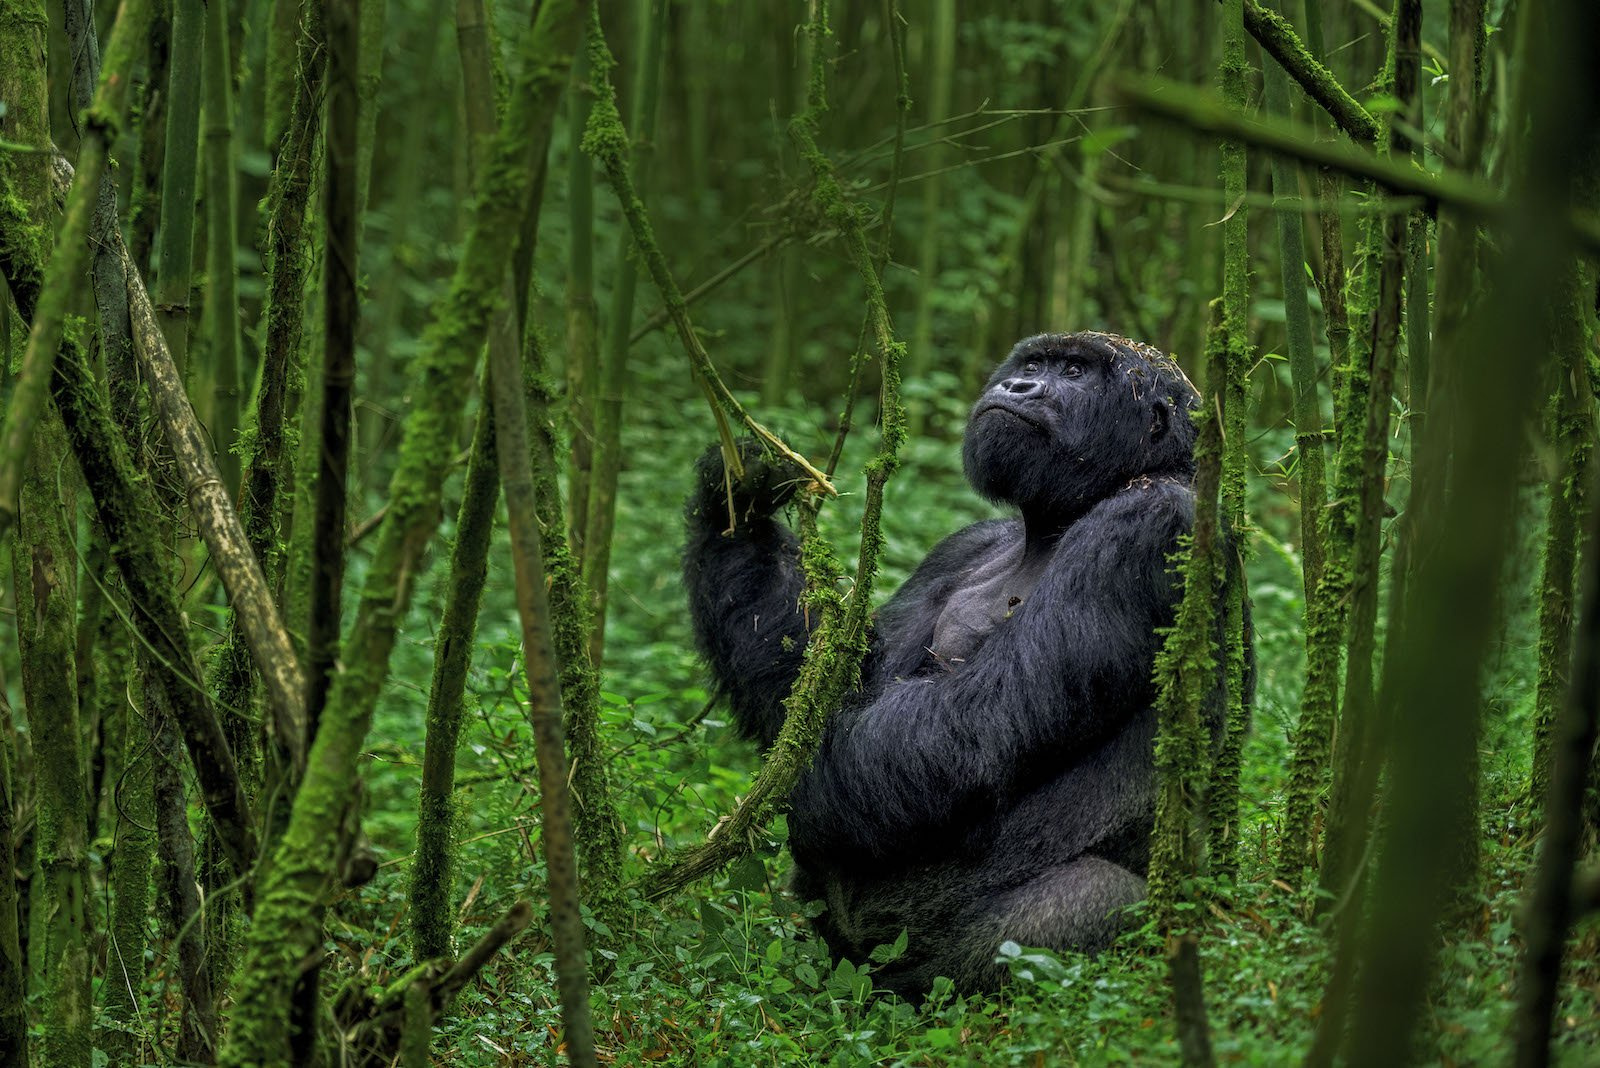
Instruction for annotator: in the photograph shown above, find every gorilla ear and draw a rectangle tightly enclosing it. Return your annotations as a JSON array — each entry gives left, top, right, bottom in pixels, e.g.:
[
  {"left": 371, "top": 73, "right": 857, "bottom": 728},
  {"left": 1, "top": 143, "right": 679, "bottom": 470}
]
[{"left": 1149, "top": 401, "right": 1170, "bottom": 443}]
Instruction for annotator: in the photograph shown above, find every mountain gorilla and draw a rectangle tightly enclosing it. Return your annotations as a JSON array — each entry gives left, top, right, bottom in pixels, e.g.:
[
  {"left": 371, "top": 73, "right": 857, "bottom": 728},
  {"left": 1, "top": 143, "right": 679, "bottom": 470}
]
[{"left": 683, "top": 331, "right": 1222, "bottom": 996}]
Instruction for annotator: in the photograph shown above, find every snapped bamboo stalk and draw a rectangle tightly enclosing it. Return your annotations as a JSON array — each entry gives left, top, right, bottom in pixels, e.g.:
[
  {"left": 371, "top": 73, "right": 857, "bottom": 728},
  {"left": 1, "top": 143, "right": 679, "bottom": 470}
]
[
  {"left": 0, "top": 0, "right": 152, "bottom": 543},
  {"left": 218, "top": 4, "right": 590, "bottom": 1060}
]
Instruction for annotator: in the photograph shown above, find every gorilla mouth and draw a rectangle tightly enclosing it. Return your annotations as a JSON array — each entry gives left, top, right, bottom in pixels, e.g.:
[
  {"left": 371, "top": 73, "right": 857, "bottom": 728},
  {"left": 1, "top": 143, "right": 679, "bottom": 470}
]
[{"left": 976, "top": 402, "right": 1045, "bottom": 431}]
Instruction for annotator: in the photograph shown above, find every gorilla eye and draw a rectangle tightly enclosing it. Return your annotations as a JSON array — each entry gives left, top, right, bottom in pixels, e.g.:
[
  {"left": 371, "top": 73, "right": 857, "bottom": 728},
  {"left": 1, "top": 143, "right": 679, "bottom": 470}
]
[
  {"left": 1022, "top": 359, "right": 1042, "bottom": 375},
  {"left": 1063, "top": 361, "right": 1086, "bottom": 378}
]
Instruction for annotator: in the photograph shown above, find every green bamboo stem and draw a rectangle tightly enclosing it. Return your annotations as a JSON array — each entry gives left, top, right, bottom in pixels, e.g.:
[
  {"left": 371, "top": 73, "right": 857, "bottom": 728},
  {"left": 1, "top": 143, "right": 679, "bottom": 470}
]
[
  {"left": 218, "top": 5, "right": 590, "bottom": 1060},
  {"left": 152, "top": 0, "right": 204, "bottom": 368},
  {"left": 1319, "top": 0, "right": 1418, "bottom": 908},
  {"left": 904, "top": 0, "right": 955, "bottom": 434},
  {"left": 1205, "top": 0, "right": 1253, "bottom": 883},
  {"left": 0, "top": 743, "right": 23, "bottom": 1065},
  {"left": 203, "top": 0, "right": 243, "bottom": 497},
  {"left": 482, "top": 186, "right": 600, "bottom": 1068},
  {"left": 1530, "top": 263, "right": 1597, "bottom": 808},
  {"left": 1267, "top": 12, "right": 1334, "bottom": 880}
]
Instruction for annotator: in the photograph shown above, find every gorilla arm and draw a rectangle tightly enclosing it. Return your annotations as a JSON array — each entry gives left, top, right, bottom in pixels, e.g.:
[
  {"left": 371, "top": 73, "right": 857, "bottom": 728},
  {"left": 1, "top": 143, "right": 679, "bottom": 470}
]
[
  {"left": 683, "top": 444, "right": 814, "bottom": 748},
  {"left": 787, "top": 478, "right": 1193, "bottom": 863}
]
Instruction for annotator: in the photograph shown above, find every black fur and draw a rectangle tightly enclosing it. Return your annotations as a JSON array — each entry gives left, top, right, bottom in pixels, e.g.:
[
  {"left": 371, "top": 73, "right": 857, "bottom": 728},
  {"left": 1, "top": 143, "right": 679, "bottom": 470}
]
[{"left": 683, "top": 332, "right": 1223, "bottom": 997}]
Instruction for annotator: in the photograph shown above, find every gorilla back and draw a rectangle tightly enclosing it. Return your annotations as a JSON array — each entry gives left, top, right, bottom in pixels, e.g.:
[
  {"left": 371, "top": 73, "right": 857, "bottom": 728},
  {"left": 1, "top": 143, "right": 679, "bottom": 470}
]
[{"left": 683, "top": 332, "right": 1223, "bottom": 997}]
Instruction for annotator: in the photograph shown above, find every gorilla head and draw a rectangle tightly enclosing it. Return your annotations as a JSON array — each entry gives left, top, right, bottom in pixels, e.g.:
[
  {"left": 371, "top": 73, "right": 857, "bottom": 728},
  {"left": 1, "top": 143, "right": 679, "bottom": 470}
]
[{"left": 962, "top": 331, "right": 1199, "bottom": 524}]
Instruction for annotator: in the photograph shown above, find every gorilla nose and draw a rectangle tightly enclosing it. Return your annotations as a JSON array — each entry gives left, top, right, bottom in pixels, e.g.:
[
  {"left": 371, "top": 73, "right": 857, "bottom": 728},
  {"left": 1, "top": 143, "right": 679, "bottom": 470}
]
[{"left": 998, "top": 377, "right": 1045, "bottom": 397}]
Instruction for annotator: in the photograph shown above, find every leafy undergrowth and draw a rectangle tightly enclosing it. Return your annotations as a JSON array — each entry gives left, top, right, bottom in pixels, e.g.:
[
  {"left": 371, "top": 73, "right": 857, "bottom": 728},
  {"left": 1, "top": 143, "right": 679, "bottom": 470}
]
[
  {"left": 348, "top": 694, "right": 1600, "bottom": 1068},
  {"left": 339, "top": 380, "right": 1598, "bottom": 1065}
]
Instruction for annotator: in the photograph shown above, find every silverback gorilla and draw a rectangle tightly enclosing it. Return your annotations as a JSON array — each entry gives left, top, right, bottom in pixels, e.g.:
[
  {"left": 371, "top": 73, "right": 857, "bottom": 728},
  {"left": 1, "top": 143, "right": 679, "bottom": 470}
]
[{"left": 683, "top": 331, "right": 1221, "bottom": 997}]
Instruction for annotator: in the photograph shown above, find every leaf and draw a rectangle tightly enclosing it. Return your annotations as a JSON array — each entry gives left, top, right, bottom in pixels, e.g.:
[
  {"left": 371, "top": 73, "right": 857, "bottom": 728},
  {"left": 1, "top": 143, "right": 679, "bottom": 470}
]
[{"left": 869, "top": 928, "right": 909, "bottom": 964}]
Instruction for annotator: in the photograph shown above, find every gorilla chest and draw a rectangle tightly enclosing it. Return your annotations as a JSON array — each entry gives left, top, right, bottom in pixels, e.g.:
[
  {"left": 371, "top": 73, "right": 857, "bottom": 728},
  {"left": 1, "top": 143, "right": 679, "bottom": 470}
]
[{"left": 929, "top": 544, "right": 1051, "bottom": 665}]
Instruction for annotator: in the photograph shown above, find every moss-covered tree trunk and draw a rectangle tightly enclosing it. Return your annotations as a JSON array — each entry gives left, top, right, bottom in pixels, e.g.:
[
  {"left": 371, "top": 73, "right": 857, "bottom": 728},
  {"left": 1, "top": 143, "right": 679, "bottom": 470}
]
[
  {"left": 409, "top": 0, "right": 520, "bottom": 964},
  {"left": 564, "top": 39, "right": 600, "bottom": 558},
  {"left": 0, "top": 742, "right": 23, "bottom": 1064},
  {"left": 410, "top": 383, "right": 498, "bottom": 961},
  {"left": 1204, "top": 0, "right": 1251, "bottom": 882},
  {"left": 1318, "top": 0, "right": 1419, "bottom": 909},
  {"left": 1530, "top": 256, "right": 1597, "bottom": 810},
  {"left": 1, "top": 7, "right": 90, "bottom": 1060},
  {"left": 218, "top": 5, "right": 591, "bottom": 1060}
]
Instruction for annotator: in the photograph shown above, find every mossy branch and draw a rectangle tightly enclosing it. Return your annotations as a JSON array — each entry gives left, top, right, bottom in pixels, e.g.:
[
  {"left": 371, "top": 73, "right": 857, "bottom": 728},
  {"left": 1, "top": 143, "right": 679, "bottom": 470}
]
[{"left": 1244, "top": 0, "right": 1379, "bottom": 144}]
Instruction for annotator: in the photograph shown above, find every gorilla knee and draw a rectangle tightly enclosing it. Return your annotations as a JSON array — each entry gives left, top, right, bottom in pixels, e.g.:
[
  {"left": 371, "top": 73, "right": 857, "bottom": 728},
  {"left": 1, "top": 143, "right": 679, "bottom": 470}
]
[{"left": 991, "top": 857, "right": 1145, "bottom": 956}]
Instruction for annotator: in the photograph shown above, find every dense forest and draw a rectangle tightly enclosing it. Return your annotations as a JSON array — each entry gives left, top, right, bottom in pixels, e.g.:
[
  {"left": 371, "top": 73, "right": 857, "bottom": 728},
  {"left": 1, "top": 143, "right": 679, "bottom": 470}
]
[{"left": 0, "top": 0, "right": 1597, "bottom": 1063}]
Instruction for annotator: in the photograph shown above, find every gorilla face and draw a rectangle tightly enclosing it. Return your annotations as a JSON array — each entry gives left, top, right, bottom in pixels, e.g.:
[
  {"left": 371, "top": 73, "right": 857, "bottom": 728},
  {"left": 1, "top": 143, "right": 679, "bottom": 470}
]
[{"left": 962, "top": 332, "right": 1199, "bottom": 524}]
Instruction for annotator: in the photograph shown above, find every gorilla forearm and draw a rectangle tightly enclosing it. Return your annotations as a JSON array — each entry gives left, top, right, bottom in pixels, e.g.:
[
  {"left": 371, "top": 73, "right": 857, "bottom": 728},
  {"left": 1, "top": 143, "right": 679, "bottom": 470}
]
[
  {"left": 683, "top": 455, "right": 811, "bottom": 748},
  {"left": 790, "top": 480, "right": 1191, "bottom": 860}
]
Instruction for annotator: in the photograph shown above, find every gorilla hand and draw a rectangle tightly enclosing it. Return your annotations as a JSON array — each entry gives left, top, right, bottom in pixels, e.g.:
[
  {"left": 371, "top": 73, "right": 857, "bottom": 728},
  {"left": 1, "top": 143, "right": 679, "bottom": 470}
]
[{"left": 692, "top": 439, "right": 805, "bottom": 528}]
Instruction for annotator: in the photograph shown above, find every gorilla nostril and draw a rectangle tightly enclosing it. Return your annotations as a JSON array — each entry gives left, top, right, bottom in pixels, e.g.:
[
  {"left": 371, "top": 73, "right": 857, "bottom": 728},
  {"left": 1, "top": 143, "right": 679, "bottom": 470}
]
[{"left": 1000, "top": 378, "right": 1041, "bottom": 395}]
